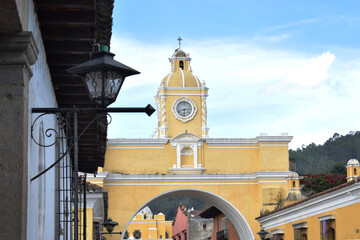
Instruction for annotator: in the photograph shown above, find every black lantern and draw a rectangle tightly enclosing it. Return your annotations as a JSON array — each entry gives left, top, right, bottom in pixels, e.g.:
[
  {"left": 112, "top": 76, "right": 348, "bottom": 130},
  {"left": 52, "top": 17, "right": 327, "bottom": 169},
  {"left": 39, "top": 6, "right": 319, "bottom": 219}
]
[
  {"left": 67, "top": 46, "right": 140, "bottom": 107},
  {"left": 102, "top": 218, "right": 119, "bottom": 234},
  {"left": 257, "top": 227, "right": 269, "bottom": 240}
]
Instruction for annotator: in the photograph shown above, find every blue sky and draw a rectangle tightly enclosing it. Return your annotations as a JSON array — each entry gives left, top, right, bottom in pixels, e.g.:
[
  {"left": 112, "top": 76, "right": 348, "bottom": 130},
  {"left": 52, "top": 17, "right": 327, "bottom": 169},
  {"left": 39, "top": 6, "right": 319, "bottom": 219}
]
[{"left": 108, "top": 0, "right": 360, "bottom": 149}]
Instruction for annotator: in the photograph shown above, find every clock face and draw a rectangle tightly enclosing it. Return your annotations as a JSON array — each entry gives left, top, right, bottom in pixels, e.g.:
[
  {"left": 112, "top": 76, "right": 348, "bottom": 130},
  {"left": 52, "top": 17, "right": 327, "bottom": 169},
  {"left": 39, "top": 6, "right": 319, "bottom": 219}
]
[
  {"left": 172, "top": 97, "right": 197, "bottom": 122},
  {"left": 176, "top": 101, "right": 192, "bottom": 117}
]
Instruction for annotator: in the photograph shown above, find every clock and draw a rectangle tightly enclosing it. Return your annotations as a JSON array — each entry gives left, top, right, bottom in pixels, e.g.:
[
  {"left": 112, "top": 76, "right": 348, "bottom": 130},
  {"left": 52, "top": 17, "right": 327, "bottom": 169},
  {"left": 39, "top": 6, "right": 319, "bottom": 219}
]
[
  {"left": 176, "top": 101, "right": 192, "bottom": 117},
  {"left": 172, "top": 97, "right": 197, "bottom": 122}
]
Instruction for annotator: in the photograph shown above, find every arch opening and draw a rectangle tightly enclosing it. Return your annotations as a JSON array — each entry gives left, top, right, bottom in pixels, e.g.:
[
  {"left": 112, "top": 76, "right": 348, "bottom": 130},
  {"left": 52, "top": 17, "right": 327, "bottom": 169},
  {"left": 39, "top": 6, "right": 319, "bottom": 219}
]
[{"left": 122, "top": 188, "right": 254, "bottom": 240}]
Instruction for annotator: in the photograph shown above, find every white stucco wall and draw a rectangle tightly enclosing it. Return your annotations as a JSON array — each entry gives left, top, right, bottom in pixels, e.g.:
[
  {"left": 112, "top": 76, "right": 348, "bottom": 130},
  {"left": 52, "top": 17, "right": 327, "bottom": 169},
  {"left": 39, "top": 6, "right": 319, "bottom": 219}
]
[{"left": 26, "top": 1, "right": 59, "bottom": 239}]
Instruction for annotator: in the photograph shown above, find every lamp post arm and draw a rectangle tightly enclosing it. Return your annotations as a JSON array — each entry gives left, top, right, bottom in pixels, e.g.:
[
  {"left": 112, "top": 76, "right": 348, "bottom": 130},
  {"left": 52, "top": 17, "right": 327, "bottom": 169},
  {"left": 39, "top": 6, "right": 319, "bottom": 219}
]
[
  {"left": 101, "top": 232, "right": 122, "bottom": 235},
  {"left": 30, "top": 104, "right": 155, "bottom": 182},
  {"left": 32, "top": 104, "right": 156, "bottom": 116}
]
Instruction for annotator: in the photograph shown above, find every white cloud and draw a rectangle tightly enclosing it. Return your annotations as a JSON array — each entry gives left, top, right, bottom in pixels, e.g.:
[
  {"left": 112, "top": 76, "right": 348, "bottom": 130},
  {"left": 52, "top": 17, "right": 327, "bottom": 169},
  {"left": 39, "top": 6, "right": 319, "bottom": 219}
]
[
  {"left": 108, "top": 37, "right": 360, "bottom": 150},
  {"left": 284, "top": 52, "right": 335, "bottom": 87},
  {"left": 265, "top": 17, "right": 322, "bottom": 31}
]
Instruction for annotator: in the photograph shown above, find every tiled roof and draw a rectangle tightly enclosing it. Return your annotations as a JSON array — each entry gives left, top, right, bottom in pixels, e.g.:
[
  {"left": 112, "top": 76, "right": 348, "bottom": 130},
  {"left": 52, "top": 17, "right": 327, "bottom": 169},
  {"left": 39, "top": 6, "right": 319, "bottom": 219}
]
[{"left": 78, "top": 181, "right": 107, "bottom": 193}]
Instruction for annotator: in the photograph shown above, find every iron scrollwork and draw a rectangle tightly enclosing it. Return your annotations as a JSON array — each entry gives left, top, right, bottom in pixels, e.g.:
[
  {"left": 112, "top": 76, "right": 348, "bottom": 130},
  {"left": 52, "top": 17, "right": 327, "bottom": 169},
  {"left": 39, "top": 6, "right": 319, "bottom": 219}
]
[{"left": 31, "top": 112, "right": 73, "bottom": 147}]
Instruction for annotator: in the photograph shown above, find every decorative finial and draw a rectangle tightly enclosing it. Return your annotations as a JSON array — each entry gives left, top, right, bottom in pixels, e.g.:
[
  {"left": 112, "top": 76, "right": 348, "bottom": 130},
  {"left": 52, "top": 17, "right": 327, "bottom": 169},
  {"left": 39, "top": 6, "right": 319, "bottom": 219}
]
[{"left": 177, "top": 36, "right": 182, "bottom": 48}]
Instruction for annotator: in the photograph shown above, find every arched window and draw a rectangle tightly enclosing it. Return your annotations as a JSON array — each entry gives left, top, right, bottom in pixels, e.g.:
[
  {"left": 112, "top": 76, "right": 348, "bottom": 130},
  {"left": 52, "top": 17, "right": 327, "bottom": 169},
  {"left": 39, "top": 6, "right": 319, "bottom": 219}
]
[
  {"left": 293, "top": 181, "right": 296, "bottom": 188},
  {"left": 301, "top": 233, "right": 307, "bottom": 240},
  {"left": 179, "top": 61, "right": 184, "bottom": 69},
  {"left": 181, "top": 147, "right": 194, "bottom": 168},
  {"left": 354, "top": 168, "right": 357, "bottom": 175}
]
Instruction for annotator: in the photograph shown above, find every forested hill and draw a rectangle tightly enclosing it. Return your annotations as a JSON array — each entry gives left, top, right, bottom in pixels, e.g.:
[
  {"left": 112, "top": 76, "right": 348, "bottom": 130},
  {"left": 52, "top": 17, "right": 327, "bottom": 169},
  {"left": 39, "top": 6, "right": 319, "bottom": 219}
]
[{"left": 290, "top": 131, "right": 360, "bottom": 174}]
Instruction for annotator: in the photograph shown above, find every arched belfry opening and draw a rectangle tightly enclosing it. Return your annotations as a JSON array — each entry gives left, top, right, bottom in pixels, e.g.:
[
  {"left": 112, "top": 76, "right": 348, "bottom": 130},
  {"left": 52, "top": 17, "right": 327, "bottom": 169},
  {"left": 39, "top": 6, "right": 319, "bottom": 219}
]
[
  {"left": 123, "top": 189, "right": 254, "bottom": 240},
  {"left": 179, "top": 60, "right": 184, "bottom": 70}
]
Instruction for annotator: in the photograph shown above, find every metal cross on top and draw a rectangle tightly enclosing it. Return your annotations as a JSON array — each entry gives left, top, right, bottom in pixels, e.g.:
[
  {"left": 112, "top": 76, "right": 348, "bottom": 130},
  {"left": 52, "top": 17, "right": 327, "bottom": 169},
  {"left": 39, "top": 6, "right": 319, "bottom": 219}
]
[{"left": 177, "top": 36, "right": 182, "bottom": 48}]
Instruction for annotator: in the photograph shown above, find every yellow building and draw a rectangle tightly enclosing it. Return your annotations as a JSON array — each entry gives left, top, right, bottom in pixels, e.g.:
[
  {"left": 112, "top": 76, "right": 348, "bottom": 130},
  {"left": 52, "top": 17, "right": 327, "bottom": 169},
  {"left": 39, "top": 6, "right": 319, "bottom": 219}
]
[
  {"left": 256, "top": 159, "right": 360, "bottom": 240},
  {"left": 122, "top": 206, "right": 172, "bottom": 239},
  {"left": 89, "top": 42, "right": 296, "bottom": 239}
]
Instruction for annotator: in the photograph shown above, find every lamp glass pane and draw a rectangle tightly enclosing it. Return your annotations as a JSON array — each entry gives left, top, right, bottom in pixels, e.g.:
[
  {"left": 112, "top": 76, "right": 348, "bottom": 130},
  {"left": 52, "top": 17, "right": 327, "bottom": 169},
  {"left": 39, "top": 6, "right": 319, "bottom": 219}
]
[
  {"left": 104, "top": 71, "right": 124, "bottom": 101},
  {"left": 85, "top": 71, "right": 103, "bottom": 100}
]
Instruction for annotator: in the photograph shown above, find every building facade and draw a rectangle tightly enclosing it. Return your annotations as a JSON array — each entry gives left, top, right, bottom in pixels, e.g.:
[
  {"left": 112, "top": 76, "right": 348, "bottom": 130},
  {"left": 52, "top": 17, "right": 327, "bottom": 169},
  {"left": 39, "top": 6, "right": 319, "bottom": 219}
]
[
  {"left": 89, "top": 45, "right": 296, "bottom": 239},
  {"left": 172, "top": 204, "right": 213, "bottom": 240},
  {"left": 256, "top": 159, "right": 360, "bottom": 240},
  {"left": 200, "top": 206, "right": 240, "bottom": 240},
  {"left": 122, "top": 206, "right": 172, "bottom": 240}
]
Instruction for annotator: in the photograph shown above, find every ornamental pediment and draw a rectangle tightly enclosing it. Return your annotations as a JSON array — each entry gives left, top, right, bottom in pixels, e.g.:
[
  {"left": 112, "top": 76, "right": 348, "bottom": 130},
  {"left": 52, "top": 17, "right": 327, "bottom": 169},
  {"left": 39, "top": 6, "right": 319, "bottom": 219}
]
[{"left": 170, "top": 132, "right": 202, "bottom": 147}]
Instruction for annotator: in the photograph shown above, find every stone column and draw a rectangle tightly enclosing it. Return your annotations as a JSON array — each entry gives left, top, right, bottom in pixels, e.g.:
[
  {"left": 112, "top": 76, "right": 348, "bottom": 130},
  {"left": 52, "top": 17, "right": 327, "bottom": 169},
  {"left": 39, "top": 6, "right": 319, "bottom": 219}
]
[{"left": 0, "top": 31, "right": 39, "bottom": 240}]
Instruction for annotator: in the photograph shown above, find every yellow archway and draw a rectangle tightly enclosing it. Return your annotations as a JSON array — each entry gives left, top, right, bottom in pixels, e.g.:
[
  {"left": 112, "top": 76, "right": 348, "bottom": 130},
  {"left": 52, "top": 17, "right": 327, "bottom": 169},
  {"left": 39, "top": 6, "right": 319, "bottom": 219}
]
[{"left": 123, "top": 188, "right": 254, "bottom": 240}]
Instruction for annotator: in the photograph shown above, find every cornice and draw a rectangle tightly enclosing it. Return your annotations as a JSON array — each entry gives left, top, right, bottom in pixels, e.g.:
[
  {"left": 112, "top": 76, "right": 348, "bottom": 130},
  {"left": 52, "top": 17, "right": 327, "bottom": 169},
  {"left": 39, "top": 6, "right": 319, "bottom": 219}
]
[
  {"left": 104, "top": 171, "right": 291, "bottom": 182},
  {"left": 206, "top": 136, "right": 293, "bottom": 145},
  {"left": 0, "top": 31, "right": 39, "bottom": 76},
  {"left": 107, "top": 138, "right": 169, "bottom": 146},
  {"left": 86, "top": 171, "right": 109, "bottom": 181}
]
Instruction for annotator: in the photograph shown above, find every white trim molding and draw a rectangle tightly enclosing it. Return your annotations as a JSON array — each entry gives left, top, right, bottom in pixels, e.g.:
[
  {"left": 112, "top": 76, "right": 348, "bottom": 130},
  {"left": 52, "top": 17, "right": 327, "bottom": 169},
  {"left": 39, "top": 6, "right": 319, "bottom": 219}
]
[
  {"left": 271, "top": 228, "right": 284, "bottom": 234},
  {"left": 206, "top": 136, "right": 293, "bottom": 145},
  {"left": 107, "top": 138, "right": 169, "bottom": 146},
  {"left": 104, "top": 171, "right": 291, "bottom": 183},
  {"left": 292, "top": 222, "right": 308, "bottom": 229},
  {"left": 318, "top": 215, "right": 335, "bottom": 221}
]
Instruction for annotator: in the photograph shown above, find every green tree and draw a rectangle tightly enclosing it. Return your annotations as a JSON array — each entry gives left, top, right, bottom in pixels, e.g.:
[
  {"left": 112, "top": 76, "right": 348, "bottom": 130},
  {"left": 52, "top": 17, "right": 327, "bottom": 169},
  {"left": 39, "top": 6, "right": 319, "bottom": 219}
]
[
  {"left": 289, "top": 131, "right": 360, "bottom": 174},
  {"left": 329, "top": 162, "right": 346, "bottom": 174}
]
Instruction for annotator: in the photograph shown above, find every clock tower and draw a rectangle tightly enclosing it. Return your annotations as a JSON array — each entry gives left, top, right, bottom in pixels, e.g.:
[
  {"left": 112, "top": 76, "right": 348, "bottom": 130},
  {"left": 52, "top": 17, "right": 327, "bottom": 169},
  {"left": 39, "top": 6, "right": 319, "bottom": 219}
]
[{"left": 155, "top": 41, "right": 209, "bottom": 139}]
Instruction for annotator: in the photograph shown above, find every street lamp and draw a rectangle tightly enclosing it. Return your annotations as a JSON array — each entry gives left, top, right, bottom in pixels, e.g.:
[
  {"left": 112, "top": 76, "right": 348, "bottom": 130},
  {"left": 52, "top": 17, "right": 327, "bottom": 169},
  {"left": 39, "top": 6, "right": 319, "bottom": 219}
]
[
  {"left": 67, "top": 45, "right": 139, "bottom": 107},
  {"left": 30, "top": 45, "right": 155, "bottom": 240},
  {"left": 257, "top": 227, "right": 269, "bottom": 240},
  {"left": 101, "top": 218, "right": 122, "bottom": 235}
]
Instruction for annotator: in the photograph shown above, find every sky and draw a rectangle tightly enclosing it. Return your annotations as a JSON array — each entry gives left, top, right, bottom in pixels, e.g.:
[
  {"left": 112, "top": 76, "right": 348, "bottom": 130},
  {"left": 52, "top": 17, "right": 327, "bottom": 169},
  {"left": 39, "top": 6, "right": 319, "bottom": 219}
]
[{"left": 107, "top": 0, "right": 360, "bottom": 149}]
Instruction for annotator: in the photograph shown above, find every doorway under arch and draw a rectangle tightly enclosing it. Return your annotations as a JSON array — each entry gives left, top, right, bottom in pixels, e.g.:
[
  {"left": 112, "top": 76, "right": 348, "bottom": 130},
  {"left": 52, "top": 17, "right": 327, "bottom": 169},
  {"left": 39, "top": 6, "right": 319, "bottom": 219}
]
[{"left": 122, "top": 188, "right": 254, "bottom": 240}]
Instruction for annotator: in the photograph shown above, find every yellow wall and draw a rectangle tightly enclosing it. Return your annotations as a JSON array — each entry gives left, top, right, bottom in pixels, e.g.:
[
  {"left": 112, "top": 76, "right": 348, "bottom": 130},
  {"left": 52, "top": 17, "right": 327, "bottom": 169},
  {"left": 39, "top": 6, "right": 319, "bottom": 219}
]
[
  {"left": 104, "top": 142, "right": 290, "bottom": 174},
  {"left": 74, "top": 208, "right": 94, "bottom": 240},
  {"left": 264, "top": 202, "right": 360, "bottom": 240}
]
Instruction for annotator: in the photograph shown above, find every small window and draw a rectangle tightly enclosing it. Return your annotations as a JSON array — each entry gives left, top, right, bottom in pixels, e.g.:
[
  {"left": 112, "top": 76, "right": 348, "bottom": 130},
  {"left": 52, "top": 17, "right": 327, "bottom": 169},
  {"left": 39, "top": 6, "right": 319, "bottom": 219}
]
[
  {"left": 354, "top": 168, "right": 357, "bottom": 175},
  {"left": 134, "top": 230, "right": 141, "bottom": 239},
  {"left": 160, "top": 235, "right": 162, "bottom": 239},
  {"left": 179, "top": 61, "right": 184, "bottom": 69},
  {"left": 293, "top": 222, "right": 307, "bottom": 240},
  {"left": 124, "top": 231, "right": 129, "bottom": 239},
  {"left": 144, "top": 214, "right": 147, "bottom": 220},
  {"left": 319, "top": 215, "right": 335, "bottom": 240},
  {"left": 203, "top": 222, "right": 207, "bottom": 230},
  {"left": 293, "top": 181, "right": 296, "bottom": 188},
  {"left": 165, "top": 231, "right": 169, "bottom": 238}
]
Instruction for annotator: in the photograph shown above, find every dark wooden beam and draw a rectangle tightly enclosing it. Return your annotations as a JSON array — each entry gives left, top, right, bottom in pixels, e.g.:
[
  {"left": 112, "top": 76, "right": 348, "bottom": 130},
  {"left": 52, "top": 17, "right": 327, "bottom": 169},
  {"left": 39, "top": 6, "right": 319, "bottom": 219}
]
[
  {"left": 35, "top": 0, "right": 94, "bottom": 10},
  {"left": 37, "top": 9, "right": 95, "bottom": 25}
]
